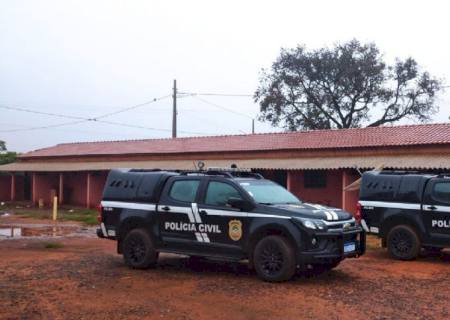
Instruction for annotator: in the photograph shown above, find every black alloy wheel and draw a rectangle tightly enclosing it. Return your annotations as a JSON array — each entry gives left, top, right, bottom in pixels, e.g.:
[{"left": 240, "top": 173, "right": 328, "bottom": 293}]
[
  {"left": 127, "top": 236, "right": 146, "bottom": 264},
  {"left": 387, "top": 225, "right": 420, "bottom": 260},
  {"left": 260, "top": 242, "right": 284, "bottom": 275},
  {"left": 123, "top": 229, "right": 158, "bottom": 269},
  {"left": 253, "top": 235, "right": 296, "bottom": 282}
]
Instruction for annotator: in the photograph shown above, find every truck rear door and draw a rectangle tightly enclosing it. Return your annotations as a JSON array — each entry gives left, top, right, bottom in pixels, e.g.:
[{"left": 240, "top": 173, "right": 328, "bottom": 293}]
[{"left": 422, "top": 178, "right": 450, "bottom": 246}]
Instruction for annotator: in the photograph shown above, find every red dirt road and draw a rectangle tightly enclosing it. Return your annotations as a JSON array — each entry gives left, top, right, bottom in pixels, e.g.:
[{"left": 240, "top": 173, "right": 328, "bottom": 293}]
[{"left": 0, "top": 222, "right": 449, "bottom": 320}]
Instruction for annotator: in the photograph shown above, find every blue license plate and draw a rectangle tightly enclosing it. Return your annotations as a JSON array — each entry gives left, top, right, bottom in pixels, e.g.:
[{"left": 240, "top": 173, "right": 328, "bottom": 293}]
[{"left": 344, "top": 242, "right": 356, "bottom": 253}]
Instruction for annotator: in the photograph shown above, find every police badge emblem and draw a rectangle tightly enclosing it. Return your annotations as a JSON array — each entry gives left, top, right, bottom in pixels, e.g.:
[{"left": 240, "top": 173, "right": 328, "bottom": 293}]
[{"left": 228, "top": 220, "right": 242, "bottom": 241}]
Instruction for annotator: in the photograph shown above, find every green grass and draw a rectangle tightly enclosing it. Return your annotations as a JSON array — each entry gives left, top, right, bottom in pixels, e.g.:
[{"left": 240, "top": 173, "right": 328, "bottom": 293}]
[
  {"left": 60, "top": 210, "right": 98, "bottom": 225},
  {"left": 44, "top": 242, "right": 64, "bottom": 249},
  {"left": 14, "top": 207, "right": 98, "bottom": 225}
]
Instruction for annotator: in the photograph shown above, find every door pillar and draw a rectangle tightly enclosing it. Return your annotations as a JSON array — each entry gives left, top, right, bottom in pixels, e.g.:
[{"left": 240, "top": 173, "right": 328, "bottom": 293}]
[
  {"left": 10, "top": 174, "right": 16, "bottom": 201},
  {"left": 59, "top": 173, "right": 64, "bottom": 205},
  {"left": 287, "top": 171, "right": 293, "bottom": 191},
  {"left": 86, "top": 172, "right": 92, "bottom": 209},
  {"left": 342, "top": 170, "right": 349, "bottom": 211},
  {"left": 32, "top": 173, "right": 36, "bottom": 204}
]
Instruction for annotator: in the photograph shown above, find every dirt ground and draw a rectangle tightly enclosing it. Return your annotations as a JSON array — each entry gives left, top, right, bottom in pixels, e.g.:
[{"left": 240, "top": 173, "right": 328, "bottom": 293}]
[{"left": 0, "top": 216, "right": 449, "bottom": 320}]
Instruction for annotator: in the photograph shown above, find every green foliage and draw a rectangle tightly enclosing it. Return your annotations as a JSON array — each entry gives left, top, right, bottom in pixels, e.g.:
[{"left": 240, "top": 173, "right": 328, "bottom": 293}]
[
  {"left": 16, "top": 208, "right": 98, "bottom": 225},
  {"left": 60, "top": 210, "right": 98, "bottom": 225},
  {"left": 255, "top": 39, "right": 443, "bottom": 130},
  {"left": 0, "top": 141, "right": 16, "bottom": 165},
  {"left": 44, "top": 242, "right": 64, "bottom": 249},
  {"left": 0, "top": 152, "right": 17, "bottom": 165}
]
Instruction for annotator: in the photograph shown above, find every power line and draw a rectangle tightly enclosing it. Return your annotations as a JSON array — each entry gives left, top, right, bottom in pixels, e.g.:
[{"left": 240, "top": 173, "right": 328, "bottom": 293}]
[
  {"left": 94, "top": 94, "right": 171, "bottom": 119},
  {"left": 178, "top": 91, "right": 253, "bottom": 97},
  {"left": 0, "top": 102, "right": 213, "bottom": 135},
  {"left": 0, "top": 87, "right": 259, "bottom": 135},
  {"left": 0, "top": 105, "right": 86, "bottom": 121},
  {"left": 192, "top": 95, "right": 254, "bottom": 119},
  {"left": 0, "top": 120, "right": 87, "bottom": 133},
  {"left": 0, "top": 93, "right": 171, "bottom": 123},
  {"left": 93, "top": 119, "right": 211, "bottom": 135}
]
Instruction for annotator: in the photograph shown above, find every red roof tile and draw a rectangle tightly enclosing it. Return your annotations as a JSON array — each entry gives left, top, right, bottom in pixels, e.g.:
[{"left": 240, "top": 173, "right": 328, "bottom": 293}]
[{"left": 20, "top": 123, "right": 450, "bottom": 158}]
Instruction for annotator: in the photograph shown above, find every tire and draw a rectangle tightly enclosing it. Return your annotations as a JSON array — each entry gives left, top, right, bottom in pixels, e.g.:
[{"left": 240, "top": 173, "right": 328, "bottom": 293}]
[
  {"left": 123, "top": 229, "right": 158, "bottom": 269},
  {"left": 253, "top": 235, "right": 296, "bottom": 282},
  {"left": 386, "top": 225, "right": 420, "bottom": 260}
]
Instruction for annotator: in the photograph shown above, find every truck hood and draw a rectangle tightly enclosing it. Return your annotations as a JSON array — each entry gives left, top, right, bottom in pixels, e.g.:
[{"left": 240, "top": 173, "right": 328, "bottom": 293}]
[{"left": 269, "top": 202, "right": 353, "bottom": 221}]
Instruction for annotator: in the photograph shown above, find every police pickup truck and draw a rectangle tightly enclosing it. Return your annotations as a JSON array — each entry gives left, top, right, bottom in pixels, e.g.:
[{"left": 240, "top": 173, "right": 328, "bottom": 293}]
[
  {"left": 358, "top": 171, "right": 450, "bottom": 260},
  {"left": 97, "top": 168, "right": 365, "bottom": 282}
]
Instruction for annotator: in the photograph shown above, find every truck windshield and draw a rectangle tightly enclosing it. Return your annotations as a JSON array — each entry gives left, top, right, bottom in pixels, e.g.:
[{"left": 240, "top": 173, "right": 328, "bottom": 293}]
[{"left": 239, "top": 180, "right": 301, "bottom": 205}]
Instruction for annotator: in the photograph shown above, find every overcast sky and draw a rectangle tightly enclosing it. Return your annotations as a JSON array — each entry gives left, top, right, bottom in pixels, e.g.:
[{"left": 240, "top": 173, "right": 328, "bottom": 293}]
[{"left": 1, "top": 0, "right": 449, "bottom": 152}]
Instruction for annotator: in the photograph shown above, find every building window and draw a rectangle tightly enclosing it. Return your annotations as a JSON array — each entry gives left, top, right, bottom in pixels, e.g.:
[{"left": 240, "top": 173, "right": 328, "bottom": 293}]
[{"left": 304, "top": 170, "right": 327, "bottom": 189}]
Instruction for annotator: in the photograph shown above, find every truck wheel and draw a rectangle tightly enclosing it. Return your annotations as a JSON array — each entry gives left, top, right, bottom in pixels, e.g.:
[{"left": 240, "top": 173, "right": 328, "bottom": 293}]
[
  {"left": 253, "top": 235, "right": 296, "bottom": 282},
  {"left": 387, "top": 225, "right": 420, "bottom": 260},
  {"left": 123, "top": 229, "right": 158, "bottom": 269}
]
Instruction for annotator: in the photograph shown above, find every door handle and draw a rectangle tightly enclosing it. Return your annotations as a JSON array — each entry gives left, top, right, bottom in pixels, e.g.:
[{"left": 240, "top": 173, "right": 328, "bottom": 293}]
[
  {"left": 426, "top": 205, "right": 437, "bottom": 211},
  {"left": 161, "top": 206, "right": 171, "bottom": 211}
]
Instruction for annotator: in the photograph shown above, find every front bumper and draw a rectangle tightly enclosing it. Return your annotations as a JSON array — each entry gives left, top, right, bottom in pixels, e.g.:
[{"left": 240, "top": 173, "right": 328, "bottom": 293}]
[{"left": 297, "top": 227, "right": 366, "bottom": 265}]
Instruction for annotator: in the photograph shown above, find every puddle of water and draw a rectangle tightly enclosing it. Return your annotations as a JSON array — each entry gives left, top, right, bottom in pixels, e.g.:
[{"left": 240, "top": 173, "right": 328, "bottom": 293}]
[
  {"left": 0, "top": 225, "right": 80, "bottom": 239},
  {"left": 0, "top": 227, "right": 22, "bottom": 237}
]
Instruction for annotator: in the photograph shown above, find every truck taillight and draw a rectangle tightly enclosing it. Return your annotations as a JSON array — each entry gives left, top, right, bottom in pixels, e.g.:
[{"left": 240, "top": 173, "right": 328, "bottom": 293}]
[
  {"left": 97, "top": 204, "right": 102, "bottom": 223},
  {"left": 355, "top": 202, "right": 362, "bottom": 224}
]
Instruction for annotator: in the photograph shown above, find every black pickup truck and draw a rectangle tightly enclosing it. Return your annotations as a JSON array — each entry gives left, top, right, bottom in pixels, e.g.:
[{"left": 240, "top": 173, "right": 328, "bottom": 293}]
[
  {"left": 97, "top": 168, "right": 365, "bottom": 282},
  {"left": 359, "top": 171, "right": 450, "bottom": 260}
]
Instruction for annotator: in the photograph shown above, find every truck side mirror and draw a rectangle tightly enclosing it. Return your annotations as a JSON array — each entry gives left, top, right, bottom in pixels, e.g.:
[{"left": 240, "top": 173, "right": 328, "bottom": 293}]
[{"left": 227, "top": 197, "right": 253, "bottom": 211}]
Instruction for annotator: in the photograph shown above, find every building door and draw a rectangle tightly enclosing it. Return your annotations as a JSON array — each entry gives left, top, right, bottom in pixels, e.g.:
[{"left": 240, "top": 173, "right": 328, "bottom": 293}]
[
  {"left": 273, "top": 170, "right": 287, "bottom": 188},
  {"left": 23, "top": 173, "right": 31, "bottom": 201}
]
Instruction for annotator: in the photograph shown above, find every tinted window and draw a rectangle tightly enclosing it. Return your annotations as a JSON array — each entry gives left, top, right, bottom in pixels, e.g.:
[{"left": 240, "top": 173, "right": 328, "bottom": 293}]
[
  {"left": 205, "top": 181, "right": 242, "bottom": 206},
  {"left": 432, "top": 182, "right": 450, "bottom": 203},
  {"left": 169, "top": 180, "right": 200, "bottom": 203}
]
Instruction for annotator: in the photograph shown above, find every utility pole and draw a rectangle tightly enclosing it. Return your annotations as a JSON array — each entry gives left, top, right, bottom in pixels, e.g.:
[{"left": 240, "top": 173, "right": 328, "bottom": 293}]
[
  {"left": 252, "top": 119, "right": 255, "bottom": 134},
  {"left": 172, "top": 79, "right": 177, "bottom": 138}
]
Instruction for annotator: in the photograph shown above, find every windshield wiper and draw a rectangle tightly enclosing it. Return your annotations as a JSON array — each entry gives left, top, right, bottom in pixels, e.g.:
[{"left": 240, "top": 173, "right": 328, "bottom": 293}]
[{"left": 259, "top": 202, "right": 274, "bottom": 205}]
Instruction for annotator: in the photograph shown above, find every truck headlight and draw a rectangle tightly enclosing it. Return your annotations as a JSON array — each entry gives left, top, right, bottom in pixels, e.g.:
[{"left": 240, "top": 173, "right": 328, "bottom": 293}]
[
  {"left": 292, "top": 217, "right": 327, "bottom": 230},
  {"left": 303, "top": 220, "right": 316, "bottom": 229}
]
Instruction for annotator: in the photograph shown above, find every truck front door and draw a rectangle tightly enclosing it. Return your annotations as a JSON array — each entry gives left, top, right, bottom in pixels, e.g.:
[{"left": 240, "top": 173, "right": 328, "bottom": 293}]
[
  {"left": 196, "top": 178, "right": 251, "bottom": 257},
  {"left": 157, "top": 176, "right": 203, "bottom": 250},
  {"left": 422, "top": 178, "right": 450, "bottom": 246}
]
